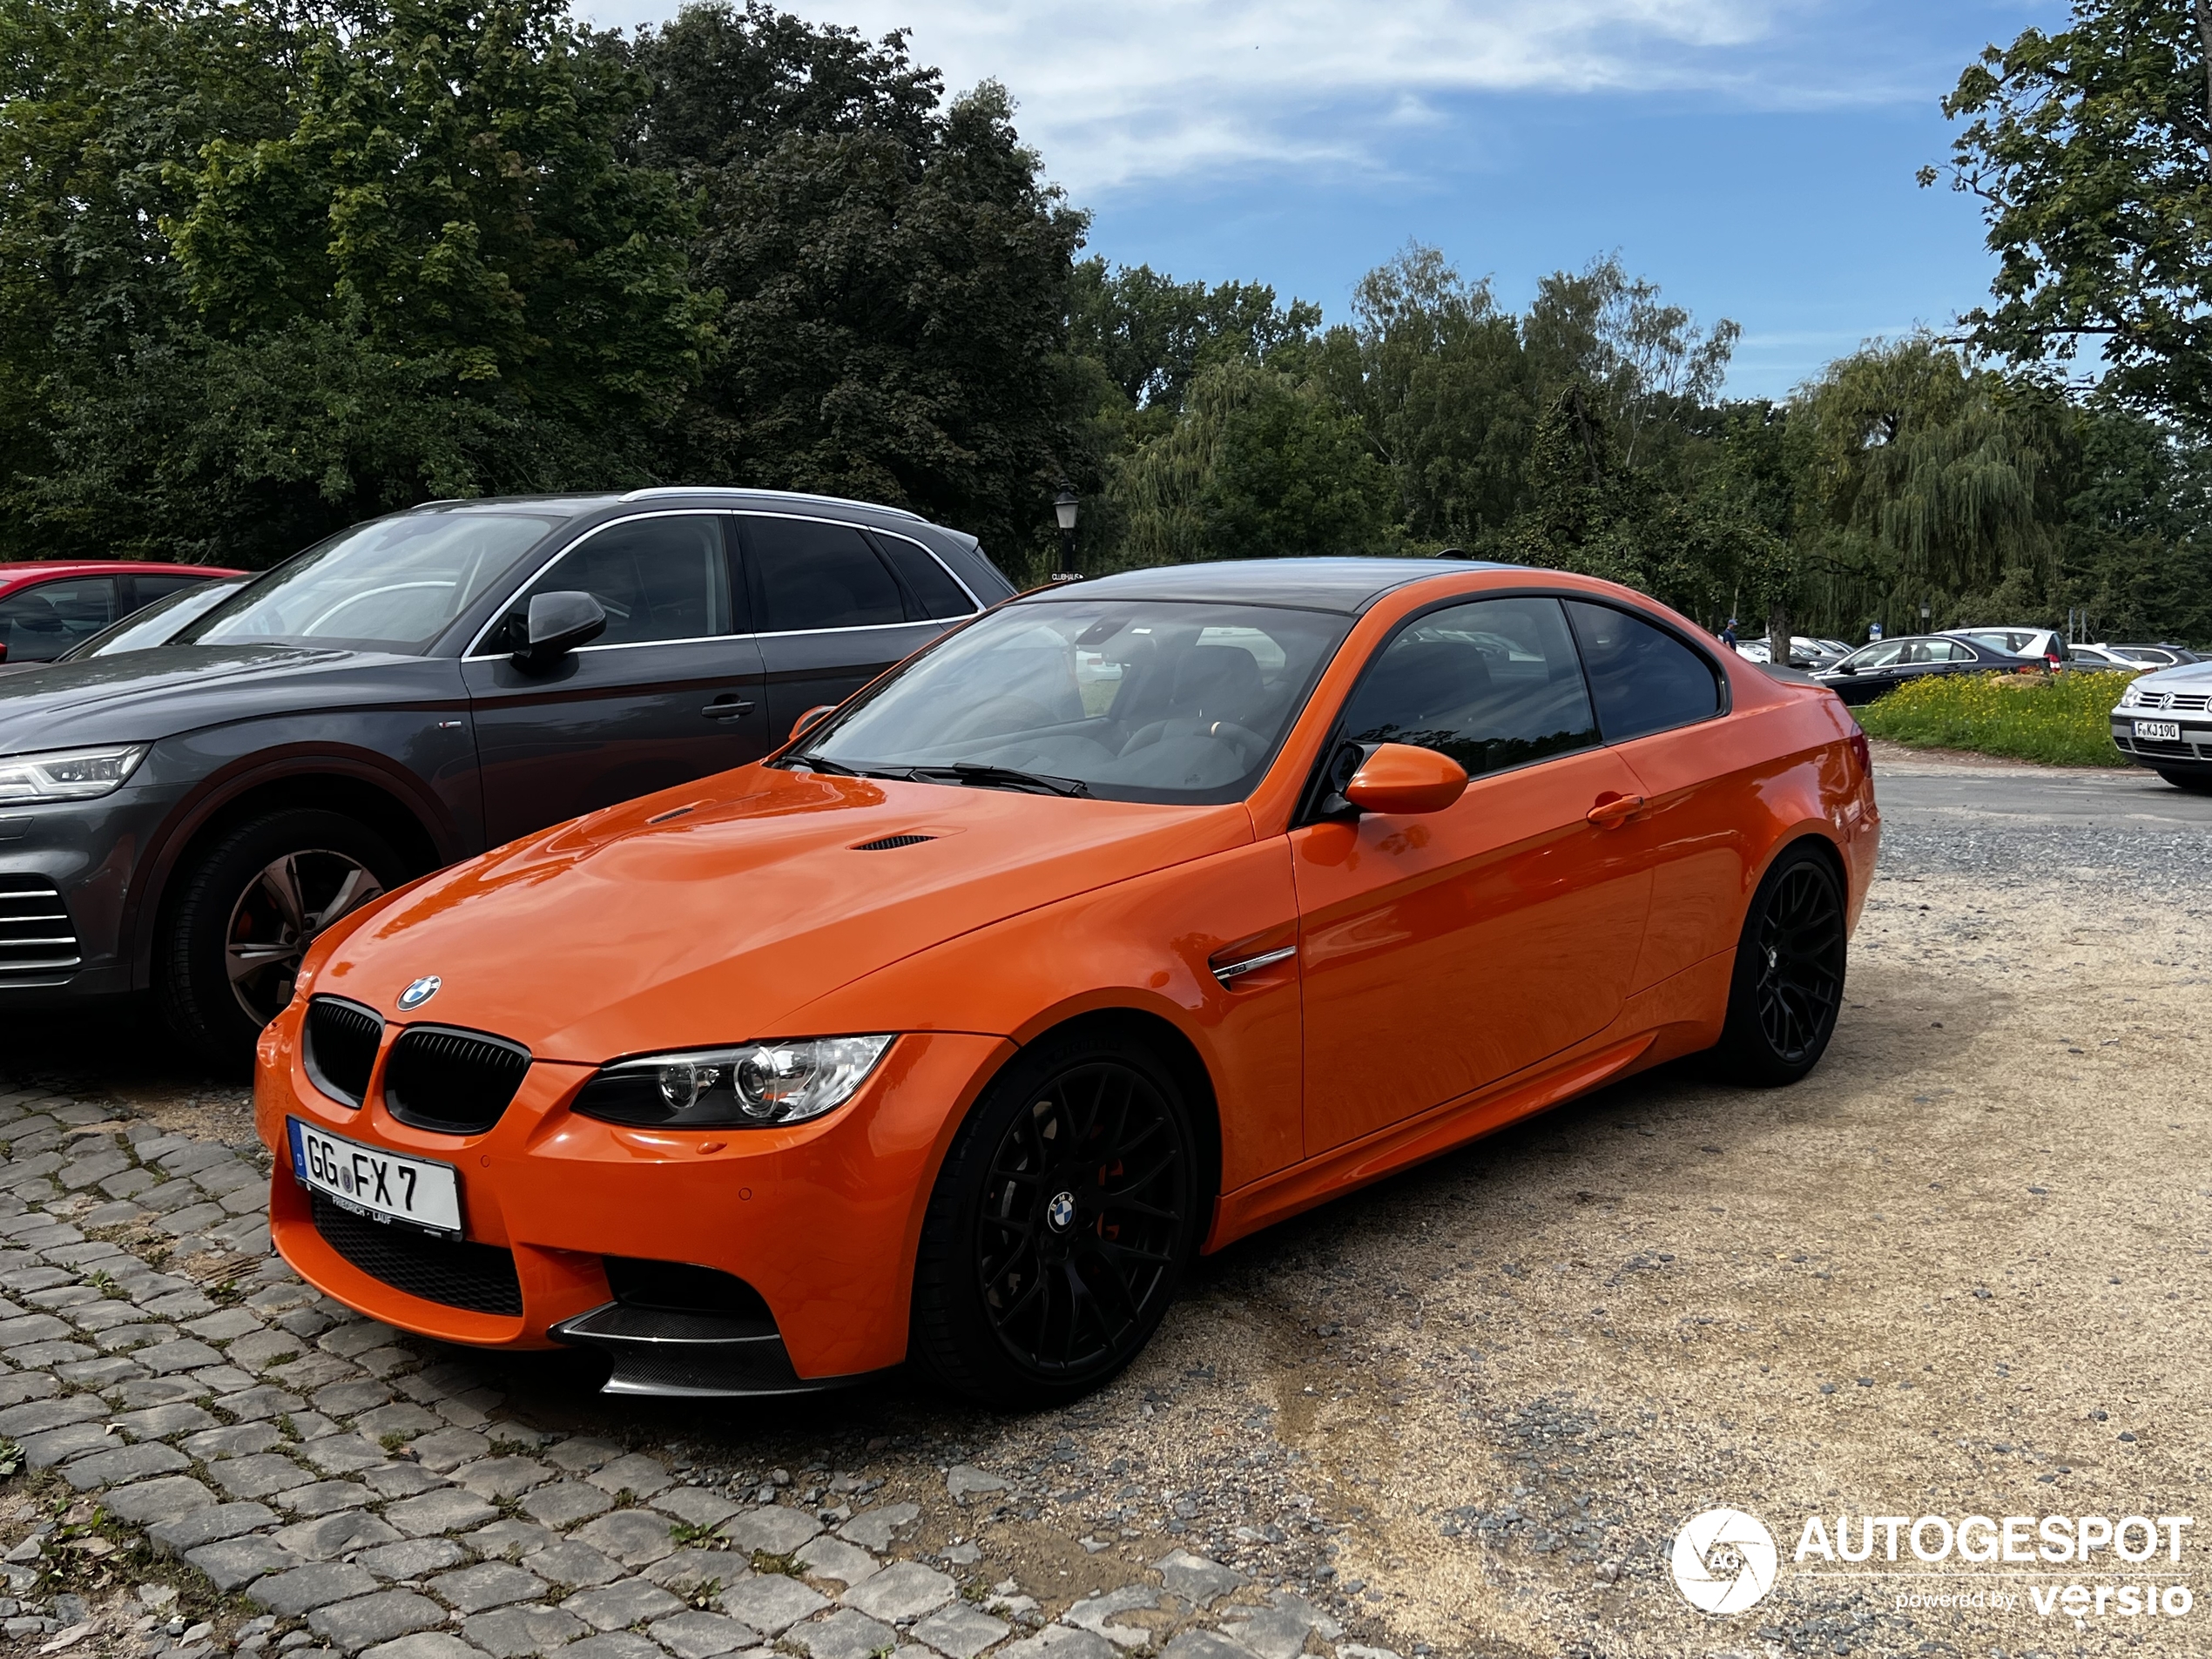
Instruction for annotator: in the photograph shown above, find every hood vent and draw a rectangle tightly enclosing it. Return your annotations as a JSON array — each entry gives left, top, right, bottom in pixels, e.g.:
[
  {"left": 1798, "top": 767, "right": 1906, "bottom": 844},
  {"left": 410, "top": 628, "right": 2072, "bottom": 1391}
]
[{"left": 853, "top": 833, "right": 935, "bottom": 851}]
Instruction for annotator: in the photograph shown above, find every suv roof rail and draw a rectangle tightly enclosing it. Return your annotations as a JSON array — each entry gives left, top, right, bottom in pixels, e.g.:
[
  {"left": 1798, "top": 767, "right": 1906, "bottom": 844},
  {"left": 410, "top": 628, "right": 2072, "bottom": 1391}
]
[{"left": 617, "top": 485, "right": 927, "bottom": 523}]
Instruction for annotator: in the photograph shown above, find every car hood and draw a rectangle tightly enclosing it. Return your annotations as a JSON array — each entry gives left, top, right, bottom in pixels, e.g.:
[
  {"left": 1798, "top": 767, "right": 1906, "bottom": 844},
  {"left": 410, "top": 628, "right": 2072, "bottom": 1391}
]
[
  {"left": 311, "top": 765, "right": 1256, "bottom": 1062},
  {"left": 2131, "top": 660, "right": 2212, "bottom": 689},
  {"left": 0, "top": 644, "right": 408, "bottom": 752}
]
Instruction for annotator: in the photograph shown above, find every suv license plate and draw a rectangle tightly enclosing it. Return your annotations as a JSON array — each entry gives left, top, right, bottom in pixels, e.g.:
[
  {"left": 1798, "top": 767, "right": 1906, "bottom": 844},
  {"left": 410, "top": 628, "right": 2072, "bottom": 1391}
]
[
  {"left": 287, "top": 1118, "right": 462, "bottom": 1237},
  {"left": 2135, "top": 720, "right": 2182, "bottom": 742}
]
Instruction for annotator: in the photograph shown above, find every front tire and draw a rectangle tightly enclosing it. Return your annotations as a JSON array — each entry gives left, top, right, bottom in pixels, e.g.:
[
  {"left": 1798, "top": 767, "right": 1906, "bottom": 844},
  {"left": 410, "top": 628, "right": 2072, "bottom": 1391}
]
[
  {"left": 1710, "top": 843, "right": 1847, "bottom": 1086},
  {"left": 2154, "top": 769, "right": 2212, "bottom": 795},
  {"left": 158, "top": 808, "right": 406, "bottom": 1068},
  {"left": 910, "top": 1028, "right": 1200, "bottom": 1408}
]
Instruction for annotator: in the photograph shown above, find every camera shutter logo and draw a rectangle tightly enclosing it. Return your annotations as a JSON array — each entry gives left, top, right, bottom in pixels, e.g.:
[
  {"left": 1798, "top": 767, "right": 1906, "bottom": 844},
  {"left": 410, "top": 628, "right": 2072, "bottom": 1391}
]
[{"left": 1670, "top": 1507, "right": 1779, "bottom": 1615}]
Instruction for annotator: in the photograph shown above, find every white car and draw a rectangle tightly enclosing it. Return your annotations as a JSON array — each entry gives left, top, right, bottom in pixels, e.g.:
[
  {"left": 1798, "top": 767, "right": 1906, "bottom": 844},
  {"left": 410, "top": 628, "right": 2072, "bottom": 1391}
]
[
  {"left": 2068, "top": 643, "right": 2148, "bottom": 671},
  {"left": 1946, "top": 627, "right": 2068, "bottom": 669},
  {"left": 2111, "top": 664, "right": 2212, "bottom": 791}
]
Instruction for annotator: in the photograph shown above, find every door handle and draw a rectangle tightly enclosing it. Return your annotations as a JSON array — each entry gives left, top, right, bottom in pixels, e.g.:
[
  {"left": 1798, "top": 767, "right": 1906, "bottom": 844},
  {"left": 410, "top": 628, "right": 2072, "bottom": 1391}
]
[
  {"left": 1586, "top": 792, "right": 1645, "bottom": 829},
  {"left": 702, "top": 698, "right": 755, "bottom": 720}
]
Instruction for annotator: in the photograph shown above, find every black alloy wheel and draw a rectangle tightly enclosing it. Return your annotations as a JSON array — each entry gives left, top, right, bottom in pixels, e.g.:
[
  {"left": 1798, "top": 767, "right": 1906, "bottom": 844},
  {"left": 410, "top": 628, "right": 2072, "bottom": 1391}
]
[
  {"left": 913, "top": 1030, "right": 1198, "bottom": 1406},
  {"left": 158, "top": 807, "right": 408, "bottom": 1068},
  {"left": 1712, "top": 844, "right": 1848, "bottom": 1085}
]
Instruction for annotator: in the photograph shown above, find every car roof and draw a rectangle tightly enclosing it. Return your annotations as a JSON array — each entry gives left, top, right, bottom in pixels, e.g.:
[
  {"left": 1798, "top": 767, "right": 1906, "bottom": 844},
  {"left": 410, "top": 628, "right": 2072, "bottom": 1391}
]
[
  {"left": 399, "top": 487, "right": 932, "bottom": 524},
  {"left": 1019, "top": 556, "right": 1516, "bottom": 615}
]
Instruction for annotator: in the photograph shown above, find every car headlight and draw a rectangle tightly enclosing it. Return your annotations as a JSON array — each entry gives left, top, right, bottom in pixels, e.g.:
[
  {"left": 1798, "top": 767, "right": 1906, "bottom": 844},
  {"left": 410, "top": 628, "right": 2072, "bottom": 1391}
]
[
  {"left": 0, "top": 744, "right": 148, "bottom": 804},
  {"left": 571, "top": 1035, "right": 896, "bottom": 1128},
  {"left": 2118, "top": 684, "right": 2144, "bottom": 708}
]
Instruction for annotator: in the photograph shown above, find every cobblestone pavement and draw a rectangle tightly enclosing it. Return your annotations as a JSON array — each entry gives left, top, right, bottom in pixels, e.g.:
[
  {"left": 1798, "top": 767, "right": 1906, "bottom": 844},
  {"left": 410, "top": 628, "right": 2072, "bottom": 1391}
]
[{"left": 0, "top": 753, "right": 2205, "bottom": 1659}]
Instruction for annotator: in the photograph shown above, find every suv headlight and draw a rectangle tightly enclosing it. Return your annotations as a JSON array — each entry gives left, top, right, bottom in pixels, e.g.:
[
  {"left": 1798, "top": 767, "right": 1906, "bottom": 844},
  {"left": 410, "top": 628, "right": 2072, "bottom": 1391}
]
[
  {"left": 572, "top": 1035, "right": 895, "bottom": 1128},
  {"left": 0, "top": 744, "right": 148, "bottom": 804}
]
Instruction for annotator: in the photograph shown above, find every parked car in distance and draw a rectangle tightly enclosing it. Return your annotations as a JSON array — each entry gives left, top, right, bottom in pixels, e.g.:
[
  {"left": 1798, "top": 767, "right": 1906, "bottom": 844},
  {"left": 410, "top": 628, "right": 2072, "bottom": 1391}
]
[
  {"left": 2066, "top": 643, "right": 2148, "bottom": 671},
  {"left": 2110, "top": 662, "right": 2212, "bottom": 791},
  {"left": 1735, "top": 636, "right": 1849, "bottom": 671},
  {"left": 0, "top": 562, "right": 245, "bottom": 664},
  {"left": 1946, "top": 626, "right": 2069, "bottom": 670},
  {"left": 1815, "top": 633, "right": 2040, "bottom": 705},
  {"left": 0, "top": 576, "right": 251, "bottom": 678},
  {"left": 256, "top": 556, "right": 1877, "bottom": 1405},
  {"left": 2107, "top": 643, "right": 2203, "bottom": 668},
  {"left": 0, "top": 490, "right": 1013, "bottom": 1062}
]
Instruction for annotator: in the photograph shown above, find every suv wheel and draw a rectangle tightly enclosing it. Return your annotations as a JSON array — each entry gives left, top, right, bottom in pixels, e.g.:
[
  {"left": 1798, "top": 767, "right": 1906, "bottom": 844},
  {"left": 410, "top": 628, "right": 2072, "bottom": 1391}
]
[
  {"left": 1710, "top": 843, "right": 1847, "bottom": 1086},
  {"left": 158, "top": 808, "right": 405, "bottom": 1066},
  {"left": 910, "top": 1028, "right": 1199, "bottom": 1408}
]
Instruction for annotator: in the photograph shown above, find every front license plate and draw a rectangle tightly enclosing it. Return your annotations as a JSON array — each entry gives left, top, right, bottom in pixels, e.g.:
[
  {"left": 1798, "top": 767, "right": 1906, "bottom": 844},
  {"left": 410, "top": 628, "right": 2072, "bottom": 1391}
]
[
  {"left": 287, "top": 1119, "right": 462, "bottom": 1237},
  {"left": 2135, "top": 720, "right": 2182, "bottom": 742}
]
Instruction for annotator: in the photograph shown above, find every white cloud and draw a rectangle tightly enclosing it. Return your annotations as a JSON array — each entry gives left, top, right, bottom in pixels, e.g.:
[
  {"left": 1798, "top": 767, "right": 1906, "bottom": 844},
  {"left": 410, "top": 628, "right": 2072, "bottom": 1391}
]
[{"left": 581, "top": 0, "right": 1879, "bottom": 193}]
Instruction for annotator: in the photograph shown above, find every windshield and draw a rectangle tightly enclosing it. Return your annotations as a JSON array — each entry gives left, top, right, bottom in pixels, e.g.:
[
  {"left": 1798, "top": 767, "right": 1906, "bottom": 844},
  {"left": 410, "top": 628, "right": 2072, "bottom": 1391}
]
[
  {"left": 63, "top": 578, "right": 246, "bottom": 660},
  {"left": 180, "top": 513, "right": 559, "bottom": 653},
  {"left": 796, "top": 598, "right": 1355, "bottom": 804}
]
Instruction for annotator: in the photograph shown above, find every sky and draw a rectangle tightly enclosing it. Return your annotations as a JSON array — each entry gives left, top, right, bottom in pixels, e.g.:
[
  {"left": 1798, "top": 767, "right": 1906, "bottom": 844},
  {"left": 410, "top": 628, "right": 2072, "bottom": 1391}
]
[{"left": 580, "top": 0, "right": 2069, "bottom": 400}]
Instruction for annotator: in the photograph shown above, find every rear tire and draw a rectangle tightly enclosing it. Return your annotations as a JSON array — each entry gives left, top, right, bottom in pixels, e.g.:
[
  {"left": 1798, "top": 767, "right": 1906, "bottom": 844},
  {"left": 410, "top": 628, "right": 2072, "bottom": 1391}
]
[
  {"left": 158, "top": 808, "right": 406, "bottom": 1069},
  {"left": 2154, "top": 769, "right": 2212, "bottom": 795},
  {"left": 910, "top": 1028, "right": 1200, "bottom": 1409},
  {"left": 1710, "top": 843, "right": 1847, "bottom": 1087}
]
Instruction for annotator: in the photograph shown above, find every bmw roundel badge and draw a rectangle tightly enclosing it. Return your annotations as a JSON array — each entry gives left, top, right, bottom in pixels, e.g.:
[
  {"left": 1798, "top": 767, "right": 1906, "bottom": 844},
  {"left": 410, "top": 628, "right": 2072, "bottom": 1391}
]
[{"left": 398, "top": 975, "right": 442, "bottom": 1011}]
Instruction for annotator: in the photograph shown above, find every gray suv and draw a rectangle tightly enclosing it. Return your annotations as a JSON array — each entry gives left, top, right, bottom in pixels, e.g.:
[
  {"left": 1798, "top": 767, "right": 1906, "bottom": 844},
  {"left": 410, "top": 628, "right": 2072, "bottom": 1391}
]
[{"left": 0, "top": 489, "right": 1015, "bottom": 1061}]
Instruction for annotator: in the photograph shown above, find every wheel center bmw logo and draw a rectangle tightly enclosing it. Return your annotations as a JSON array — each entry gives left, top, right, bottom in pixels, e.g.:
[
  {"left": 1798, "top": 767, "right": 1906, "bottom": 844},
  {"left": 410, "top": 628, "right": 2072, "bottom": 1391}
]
[
  {"left": 398, "top": 975, "right": 442, "bottom": 1011},
  {"left": 1047, "top": 1191, "right": 1076, "bottom": 1231}
]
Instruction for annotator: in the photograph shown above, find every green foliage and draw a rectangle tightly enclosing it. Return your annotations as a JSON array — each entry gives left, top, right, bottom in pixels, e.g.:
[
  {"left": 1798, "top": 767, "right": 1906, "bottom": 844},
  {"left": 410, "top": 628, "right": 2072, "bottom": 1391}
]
[
  {"left": 1930, "top": 0, "right": 2212, "bottom": 418},
  {"left": 1857, "top": 669, "right": 2136, "bottom": 766},
  {"left": 1069, "top": 258, "right": 1318, "bottom": 415}
]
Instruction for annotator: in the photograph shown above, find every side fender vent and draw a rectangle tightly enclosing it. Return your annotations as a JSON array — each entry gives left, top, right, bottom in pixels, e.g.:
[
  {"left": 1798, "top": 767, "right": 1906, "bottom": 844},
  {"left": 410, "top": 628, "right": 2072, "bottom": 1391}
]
[{"left": 852, "top": 834, "right": 935, "bottom": 851}]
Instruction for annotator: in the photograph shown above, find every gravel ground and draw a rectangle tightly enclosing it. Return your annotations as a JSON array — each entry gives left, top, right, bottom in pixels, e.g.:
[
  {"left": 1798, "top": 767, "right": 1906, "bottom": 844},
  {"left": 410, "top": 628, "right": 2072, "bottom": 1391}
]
[{"left": 0, "top": 748, "right": 2205, "bottom": 1659}]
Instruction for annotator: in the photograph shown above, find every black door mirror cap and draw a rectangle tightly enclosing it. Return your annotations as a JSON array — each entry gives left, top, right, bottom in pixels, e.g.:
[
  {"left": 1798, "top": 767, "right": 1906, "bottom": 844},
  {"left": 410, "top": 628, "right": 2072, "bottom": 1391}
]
[{"left": 514, "top": 590, "right": 607, "bottom": 670}]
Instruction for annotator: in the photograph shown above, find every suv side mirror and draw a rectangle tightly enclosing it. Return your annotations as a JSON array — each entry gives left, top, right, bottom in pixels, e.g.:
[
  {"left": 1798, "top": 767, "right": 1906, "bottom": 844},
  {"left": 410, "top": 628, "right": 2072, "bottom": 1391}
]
[{"left": 512, "top": 591, "right": 606, "bottom": 671}]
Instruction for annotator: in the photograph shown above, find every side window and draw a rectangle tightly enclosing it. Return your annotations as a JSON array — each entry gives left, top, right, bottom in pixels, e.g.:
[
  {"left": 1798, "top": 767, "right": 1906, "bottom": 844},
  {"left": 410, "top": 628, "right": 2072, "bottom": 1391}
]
[
  {"left": 0, "top": 578, "right": 118, "bottom": 662},
  {"left": 491, "top": 515, "right": 729, "bottom": 652},
  {"left": 132, "top": 574, "right": 211, "bottom": 606},
  {"left": 1563, "top": 600, "right": 1721, "bottom": 742},
  {"left": 1852, "top": 641, "right": 1905, "bottom": 671},
  {"left": 745, "top": 516, "right": 906, "bottom": 631},
  {"left": 873, "top": 534, "right": 977, "bottom": 619},
  {"left": 1339, "top": 596, "right": 1598, "bottom": 780}
]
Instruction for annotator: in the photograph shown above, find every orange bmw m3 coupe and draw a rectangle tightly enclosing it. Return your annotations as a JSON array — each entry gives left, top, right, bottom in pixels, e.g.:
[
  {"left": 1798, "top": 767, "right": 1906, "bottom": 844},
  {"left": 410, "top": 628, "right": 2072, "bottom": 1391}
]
[{"left": 256, "top": 558, "right": 1879, "bottom": 1405}]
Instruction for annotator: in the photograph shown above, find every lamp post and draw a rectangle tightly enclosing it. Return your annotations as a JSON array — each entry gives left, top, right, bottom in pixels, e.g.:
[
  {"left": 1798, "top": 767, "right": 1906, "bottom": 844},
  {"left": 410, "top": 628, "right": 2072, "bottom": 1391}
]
[{"left": 1052, "top": 486, "right": 1080, "bottom": 581}]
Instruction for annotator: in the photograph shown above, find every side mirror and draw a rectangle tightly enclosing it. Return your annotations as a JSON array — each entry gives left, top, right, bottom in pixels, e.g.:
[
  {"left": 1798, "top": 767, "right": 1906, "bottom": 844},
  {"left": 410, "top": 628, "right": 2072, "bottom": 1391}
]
[
  {"left": 790, "top": 704, "right": 838, "bottom": 743},
  {"left": 512, "top": 591, "right": 606, "bottom": 671},
  {"left": 1342, "top": 742, "right": 1468, "bottom": 816},
  {"left": 1834, "top": 660, "right": 1857, "bottom": 675}
]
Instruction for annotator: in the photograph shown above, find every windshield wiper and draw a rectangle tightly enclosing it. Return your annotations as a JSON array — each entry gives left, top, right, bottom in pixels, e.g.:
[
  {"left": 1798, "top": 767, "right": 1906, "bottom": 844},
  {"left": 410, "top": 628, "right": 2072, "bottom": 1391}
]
[
  {"left": 783, "top": 753, "right": 925, "bottom": 783},
  {"left": 917, "top": 762, "right": 1090, "bottom": 799}
]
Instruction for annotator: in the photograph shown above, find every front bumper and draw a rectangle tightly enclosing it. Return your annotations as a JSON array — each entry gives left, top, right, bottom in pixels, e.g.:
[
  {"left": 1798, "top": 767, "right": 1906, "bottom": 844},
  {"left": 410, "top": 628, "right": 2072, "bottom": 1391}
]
[
  {"left": 2109, "top": 719, "right": 2212, "bottom": 772},
  {"left": 0, "top": 785, "right": 179, "bottom": 1000},
  {"left": 254, "top": 1004, "right": 1013, "bottom": 1383}
]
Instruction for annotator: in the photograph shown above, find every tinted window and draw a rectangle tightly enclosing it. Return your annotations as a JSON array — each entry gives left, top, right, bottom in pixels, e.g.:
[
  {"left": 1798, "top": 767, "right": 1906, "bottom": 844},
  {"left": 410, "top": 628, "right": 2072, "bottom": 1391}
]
[
  {"left": 1848, "top": 641, "right": 1905, "bottom": 671},
  {"left": 1339, "top": 596, "right": 1597, "bottom": 779},
  {"left": 0, "top": 577, "right": 118, "bottom": 662},
  {"left": 1564, "top": 600, "right": 1720, "bottom": 742},
  {"left": 496, "top": 515, "right": 730, "bottom": 651},
  {"left": 132, "top": 574, "right": 212, "bottom": 604},
  {"left": 746, "top": 517, "right": 905, "bottom": 631},
  {"left": 875, "top": 534, "right": 977, "bottom": 619}
]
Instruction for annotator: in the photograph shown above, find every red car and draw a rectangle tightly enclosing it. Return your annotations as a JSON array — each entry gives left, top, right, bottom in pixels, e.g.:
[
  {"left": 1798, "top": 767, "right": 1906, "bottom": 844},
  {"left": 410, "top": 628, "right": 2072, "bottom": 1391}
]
[{"left": 0, "top": 562, "right": 246, "bottom": 664}]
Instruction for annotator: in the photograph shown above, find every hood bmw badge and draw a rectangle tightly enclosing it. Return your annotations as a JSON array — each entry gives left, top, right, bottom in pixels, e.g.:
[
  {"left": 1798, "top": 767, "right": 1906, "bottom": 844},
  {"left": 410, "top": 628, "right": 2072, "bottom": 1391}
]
[{"left": 398, "top": 975, "right": 442, "bottom": 1011}]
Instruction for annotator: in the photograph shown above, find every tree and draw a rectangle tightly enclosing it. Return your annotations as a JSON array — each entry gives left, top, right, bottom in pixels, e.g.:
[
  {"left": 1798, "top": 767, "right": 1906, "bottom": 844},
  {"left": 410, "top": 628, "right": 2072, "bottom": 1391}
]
[
  {"left": 1930, "top": 0, "right": 2212, "bottom": 418},
  {"left": 1109, "top": 361, "right": 1397, "bottom": 566},
  {"left": 1068, "top": 259, "right": 1318, "bottom": 417}
]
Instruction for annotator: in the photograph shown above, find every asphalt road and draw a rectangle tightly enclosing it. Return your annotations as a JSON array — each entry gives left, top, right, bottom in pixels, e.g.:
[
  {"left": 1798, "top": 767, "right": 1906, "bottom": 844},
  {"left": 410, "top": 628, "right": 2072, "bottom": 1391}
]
[{"left": 1872, "top": 750, "right": 2212, "bottom": 832}]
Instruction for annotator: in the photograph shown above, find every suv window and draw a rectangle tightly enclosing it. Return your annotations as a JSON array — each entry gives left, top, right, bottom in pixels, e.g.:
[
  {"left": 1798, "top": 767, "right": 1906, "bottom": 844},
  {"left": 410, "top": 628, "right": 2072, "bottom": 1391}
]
[
  {"left": 0, "top": 577, "right": 118, "bottom": 662},
  {"left": 493, "top": 515, "right": 731, "bottom": 651},
  {"left": 1339, "top": 596, "right": 1598, "bottom": 779},
  {"left": 1563, "top": 600, "right": 1720, "bottom": 741},
  {"left": 873, "top": 534, "right": 977, "bottom": 620},
  {"left": 745, "top": 516, "right": 907, "bottom": 632}
]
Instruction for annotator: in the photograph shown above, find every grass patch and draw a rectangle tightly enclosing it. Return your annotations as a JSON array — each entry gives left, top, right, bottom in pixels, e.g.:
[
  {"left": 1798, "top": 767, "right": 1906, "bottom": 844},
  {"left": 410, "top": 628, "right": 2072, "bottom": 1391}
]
[{"left": 1857, "top": 670, "right": 2136, "bottom": 765}]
